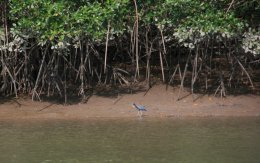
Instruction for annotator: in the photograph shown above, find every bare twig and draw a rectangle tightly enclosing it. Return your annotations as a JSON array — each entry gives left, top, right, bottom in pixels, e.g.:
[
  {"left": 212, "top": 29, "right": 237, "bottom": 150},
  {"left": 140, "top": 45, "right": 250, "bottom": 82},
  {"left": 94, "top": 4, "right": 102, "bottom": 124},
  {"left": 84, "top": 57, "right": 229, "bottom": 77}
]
[
  {"left": 104, "top": 22, "right": 110, "bottom": 72},
  {"left": 226, "top": 0, "right": 235, "bottom": 13},
  {"left": 235, "top": 56, "right": 254, "bottom": 89}
]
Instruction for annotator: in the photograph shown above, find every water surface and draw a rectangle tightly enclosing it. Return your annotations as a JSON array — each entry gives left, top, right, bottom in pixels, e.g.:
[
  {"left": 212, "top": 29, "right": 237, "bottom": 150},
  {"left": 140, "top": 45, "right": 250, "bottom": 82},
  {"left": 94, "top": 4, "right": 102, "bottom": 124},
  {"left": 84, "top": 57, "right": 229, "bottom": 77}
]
[{"left": 0, "top": 117, "right": 260, "bottom": 163}]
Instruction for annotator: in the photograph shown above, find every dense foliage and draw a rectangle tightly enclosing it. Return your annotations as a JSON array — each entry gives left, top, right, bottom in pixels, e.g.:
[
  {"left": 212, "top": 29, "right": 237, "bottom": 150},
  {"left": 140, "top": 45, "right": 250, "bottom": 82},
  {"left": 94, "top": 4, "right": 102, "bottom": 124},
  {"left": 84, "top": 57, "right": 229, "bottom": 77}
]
[{"left": 1, "top": 0, "right": 259, "bottom": 102}]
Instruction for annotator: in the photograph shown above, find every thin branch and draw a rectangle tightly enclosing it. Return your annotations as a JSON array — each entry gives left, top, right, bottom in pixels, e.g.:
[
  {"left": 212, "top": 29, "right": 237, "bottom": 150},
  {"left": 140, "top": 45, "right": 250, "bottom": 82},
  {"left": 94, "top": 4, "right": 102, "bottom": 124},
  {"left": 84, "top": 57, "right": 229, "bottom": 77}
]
[
  {"left": 104, "top": 22, "right": 110, "bottom": 72},
  {"left": 226, "top": 0, "right": 235, "bottom": 13}
]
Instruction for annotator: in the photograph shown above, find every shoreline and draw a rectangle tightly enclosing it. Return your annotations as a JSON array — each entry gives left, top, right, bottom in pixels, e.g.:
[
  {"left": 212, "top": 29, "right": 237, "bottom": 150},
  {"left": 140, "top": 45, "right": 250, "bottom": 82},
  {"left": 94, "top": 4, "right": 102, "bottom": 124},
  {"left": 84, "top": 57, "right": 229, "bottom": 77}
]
[{"left": 0, "top": 85, "right": 260, "bottom": 121}]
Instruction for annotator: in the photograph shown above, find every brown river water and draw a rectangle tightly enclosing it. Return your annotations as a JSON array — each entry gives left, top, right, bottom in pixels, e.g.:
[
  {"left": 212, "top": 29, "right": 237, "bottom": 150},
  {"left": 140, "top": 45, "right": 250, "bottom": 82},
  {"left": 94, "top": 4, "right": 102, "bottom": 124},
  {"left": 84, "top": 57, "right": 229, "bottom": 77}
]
[{"left": 0, "top": 117, "right": 260, "bottom": 163}]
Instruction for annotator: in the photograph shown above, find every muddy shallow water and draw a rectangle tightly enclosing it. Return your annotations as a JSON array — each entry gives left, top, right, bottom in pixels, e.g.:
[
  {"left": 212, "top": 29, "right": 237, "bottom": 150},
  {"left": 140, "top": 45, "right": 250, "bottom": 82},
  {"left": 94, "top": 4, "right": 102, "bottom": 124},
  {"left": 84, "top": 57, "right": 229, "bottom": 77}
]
[{"left": 0, "top": 117, "right": 260, "bottom": 163}]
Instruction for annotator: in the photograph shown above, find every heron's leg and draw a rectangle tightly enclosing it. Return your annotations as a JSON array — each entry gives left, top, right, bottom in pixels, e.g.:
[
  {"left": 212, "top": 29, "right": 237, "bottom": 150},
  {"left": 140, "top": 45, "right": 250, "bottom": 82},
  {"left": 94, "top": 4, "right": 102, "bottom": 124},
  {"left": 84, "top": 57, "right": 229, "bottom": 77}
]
[
  {"left": 138, "top": 111, "right": 142, "bottom": 119},
  {"left": 139, "top": 111, "right": 143, "bottom": 117}
]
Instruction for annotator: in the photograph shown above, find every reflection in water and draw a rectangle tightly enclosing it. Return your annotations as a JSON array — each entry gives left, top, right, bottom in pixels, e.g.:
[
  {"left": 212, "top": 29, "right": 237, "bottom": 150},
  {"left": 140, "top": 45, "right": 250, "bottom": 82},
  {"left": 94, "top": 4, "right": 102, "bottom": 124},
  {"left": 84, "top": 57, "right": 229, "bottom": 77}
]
[{"left": 0, "top": 117, "right": 260, "bottom": 163}]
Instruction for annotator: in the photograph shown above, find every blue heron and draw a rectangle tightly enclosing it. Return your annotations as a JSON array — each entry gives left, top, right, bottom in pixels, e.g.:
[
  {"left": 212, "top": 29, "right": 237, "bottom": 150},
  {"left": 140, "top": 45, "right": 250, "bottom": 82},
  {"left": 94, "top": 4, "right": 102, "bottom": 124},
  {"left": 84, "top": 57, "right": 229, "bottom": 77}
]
[{"left": 132, "top": 103, "right": 147, "bottom": 117}]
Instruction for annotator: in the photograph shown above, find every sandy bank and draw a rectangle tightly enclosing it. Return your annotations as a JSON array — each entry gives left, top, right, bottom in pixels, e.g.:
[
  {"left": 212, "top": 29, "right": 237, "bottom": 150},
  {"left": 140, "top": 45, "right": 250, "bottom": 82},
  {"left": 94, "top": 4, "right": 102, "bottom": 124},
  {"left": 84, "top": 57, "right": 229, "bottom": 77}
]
[{"left": 0, "top": 85, "right": 259, "bottom": 121}]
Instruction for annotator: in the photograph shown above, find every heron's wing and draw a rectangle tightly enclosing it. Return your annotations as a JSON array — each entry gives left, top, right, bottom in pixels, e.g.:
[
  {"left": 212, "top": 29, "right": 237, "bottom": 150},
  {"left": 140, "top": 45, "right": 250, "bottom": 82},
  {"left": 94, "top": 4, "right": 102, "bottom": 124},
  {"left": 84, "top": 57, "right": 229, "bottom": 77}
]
[{"left": 140, "top": 105, "right": 147, "bottom": 111}]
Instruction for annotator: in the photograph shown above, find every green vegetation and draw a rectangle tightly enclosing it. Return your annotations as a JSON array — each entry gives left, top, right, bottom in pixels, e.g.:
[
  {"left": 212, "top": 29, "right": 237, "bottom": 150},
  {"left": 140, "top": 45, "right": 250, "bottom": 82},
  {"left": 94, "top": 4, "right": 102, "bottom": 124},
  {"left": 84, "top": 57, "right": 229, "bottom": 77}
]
[{"left": 0, "top": 0, "right": 259, "bottom": 102}]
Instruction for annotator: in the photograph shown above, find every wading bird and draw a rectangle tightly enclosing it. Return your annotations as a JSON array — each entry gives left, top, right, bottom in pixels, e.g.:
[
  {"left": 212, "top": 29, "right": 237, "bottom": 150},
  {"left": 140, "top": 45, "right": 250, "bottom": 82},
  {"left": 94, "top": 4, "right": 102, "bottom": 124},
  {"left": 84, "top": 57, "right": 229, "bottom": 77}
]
[{"left": 132, "top": 103, "right": 147, "bottom": 117}]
